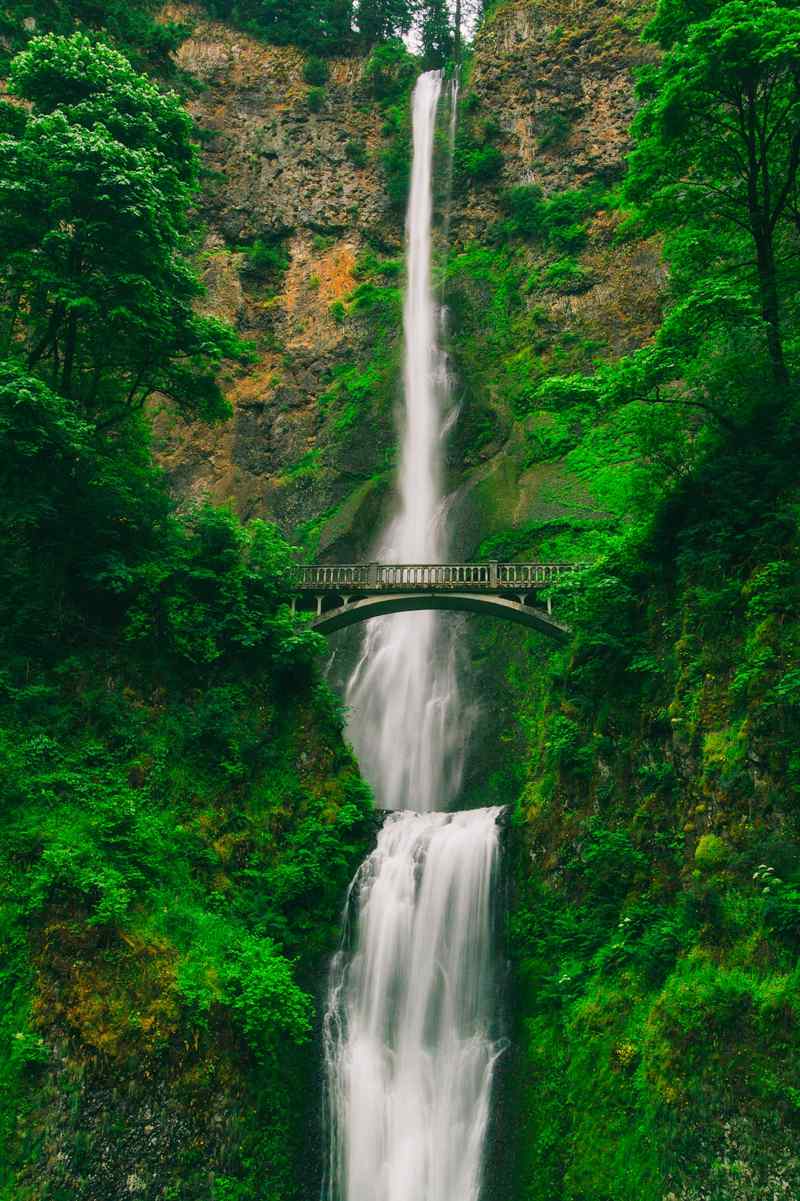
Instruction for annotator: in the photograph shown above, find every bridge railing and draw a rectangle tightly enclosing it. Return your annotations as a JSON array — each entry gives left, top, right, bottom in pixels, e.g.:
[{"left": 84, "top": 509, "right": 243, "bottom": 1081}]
[
  {"left": 298, "top": 564, "right": 371, "bottom": 590},
  {"left": 297, "top": 562, "right": 584, "bottom": 592}
]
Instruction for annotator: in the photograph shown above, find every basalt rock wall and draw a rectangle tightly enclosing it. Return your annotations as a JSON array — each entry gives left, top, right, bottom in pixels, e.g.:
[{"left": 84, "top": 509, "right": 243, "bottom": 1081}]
[{"left": 158, "top": 0, "right": 664, "bottom": 565}]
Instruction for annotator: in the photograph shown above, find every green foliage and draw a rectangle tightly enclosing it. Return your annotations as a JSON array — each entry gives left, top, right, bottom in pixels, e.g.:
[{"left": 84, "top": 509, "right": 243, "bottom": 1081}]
[
  {"left": 627, "top": 0, "right": 800, "bottom": 387},
  {"left": 543, "top": 257, "right": 593, "bottom": 294},
  {"left": 302, "top": 54, "right": 328, "bottom": 85},
  {"left": 307, "top": 84, "right": 326, "bottom": 111},
  {"left": 0, "top": 657, "right": 373, "bottom": 1187},
  {"left": 754, "top": 866, "right": 800, "bottom": 949},
  {"left": 0, "top": 0, "right": 188, "bottom": 71},
  {"left": 345, "top": 137, "right": 368, "bottom": 167},
  {"left": 201, "top": 0, "right": 354, "bottom": 53},
  {"left": 241, "top": 235, "right": 291, "bottom": 281},
  {"left": 694, "top": 833, "right": 729, "bottom": 871},
  {"left": 0, "top": 34, "right": 245, "bottom": 428},
  {"left": 197, "top": 0, "right": 422, "bottom": 55},
  {"left": 418, "top": 0, "right": 454, "bottom": 67},
  {"left": 499, "top": 180, "right": 610, "bottom": 250},
  {"left": 0, "top": 32, "right": 367, "bottom": 1188},
  {"left": 357, "top": 1, "right": 416, "bottom": 48},
  {"left": 124, "top": 506, "right": 326, "bottom": 676},
  {"left": 495, "top": 5, "right": 800, "bottom": 1195},
  {"left": 381, "top": 104, "right": 413, "bottom": 210},
  {"left": 316, "top": 251, "right": 403, "bottom": 452},
  {"left": 363, "top": 38, "right": 418, "bottom": 103},
  {"left": 455, "top": 141, "right": 504, "bottom": 184},
  {"left": 370, "top": 45, "right": 417, "bottom": 212}
]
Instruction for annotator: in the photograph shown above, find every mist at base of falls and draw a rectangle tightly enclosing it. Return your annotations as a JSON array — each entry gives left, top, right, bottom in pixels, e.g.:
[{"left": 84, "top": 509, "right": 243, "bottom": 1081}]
[{"left": 323, "top": 71, "right": 504, "bottom": 1201}]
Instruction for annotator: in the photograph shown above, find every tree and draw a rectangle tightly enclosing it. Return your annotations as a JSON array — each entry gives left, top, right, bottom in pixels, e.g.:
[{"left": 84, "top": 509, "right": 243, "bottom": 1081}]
[
  {"left": 626, "top": 0, "right": 800, "bottom": 388},
  {"left": 0, "top": 33, "right": 244, "bottom": 428},
  {"left": 0, "top": 0, "right": 187, "bottom": 72},
  {"left": 357, "top": 0, "right": 415, "bottom": 46},
  {"left": 203, "top": 0, "right": 356, "bottom": 53},
  {"left": 418, "top": 0, "right": 454, "bottom": 66}
]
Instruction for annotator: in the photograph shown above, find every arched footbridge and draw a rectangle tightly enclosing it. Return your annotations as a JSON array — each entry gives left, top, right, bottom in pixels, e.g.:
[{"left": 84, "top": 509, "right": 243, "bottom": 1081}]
[{"left": 293, "top": 562, "right": 583, "bottom": 640}]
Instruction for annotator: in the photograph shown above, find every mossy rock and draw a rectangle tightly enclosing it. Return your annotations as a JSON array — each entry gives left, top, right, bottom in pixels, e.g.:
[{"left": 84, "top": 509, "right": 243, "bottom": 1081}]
[{"left": 694, "top": 834, "right": 730, "bottom": 871}]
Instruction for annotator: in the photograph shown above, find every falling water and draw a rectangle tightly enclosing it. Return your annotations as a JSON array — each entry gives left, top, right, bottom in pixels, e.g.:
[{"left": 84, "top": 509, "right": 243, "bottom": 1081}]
[
  {"left": 344, "top": 70, "right": 466, "bottom": 814},
  {"left": 323, "top": 72, "right": 503, "bottom": 1201},
  {"left": 323, "top": 808, "right": 503, "bottom": 1201}
]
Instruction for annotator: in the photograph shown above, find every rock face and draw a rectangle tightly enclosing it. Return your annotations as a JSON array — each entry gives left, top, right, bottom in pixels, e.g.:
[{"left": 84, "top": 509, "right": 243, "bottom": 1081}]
[
  {"left": 157, "top": 0, "right": 665, "bottom": 565},
  {"left": 154, "top": 5, "right": 404, "bottom": 557},
  {"left": 440, "top": 0, "right": 663, "bottom": 558},
  {"left": 465, "top": 0, "right": 657, "bottom": 203}
]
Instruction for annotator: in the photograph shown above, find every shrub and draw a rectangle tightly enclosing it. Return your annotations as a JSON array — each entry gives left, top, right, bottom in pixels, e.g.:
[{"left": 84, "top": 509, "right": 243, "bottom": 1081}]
[
  {"left": 576, "top": 826, "right": 647, "bottom": 904},
  {"left": 381, "top": 107, "right": 411, "bottom": 209},
  {"left": 755, "top": 867, "right": 800, "bottom": 948},
  {"left": 458, "top": 143, "right": 504, "bottom": 183},
  {"left": 302, "top": 55, "right": 328, "bottom": 86},
  {"left": 500, "top": 181, "right": 608, "bottom": 251},
  {"left": 345, "top": 138, "right": 368, "bottom": 168},
  {"left": 502, "top": 184, "right": 547, "bottom": 237},
  {"left": 363, "top": 39, "right": 417, "bottom": 103},
  {"left": 543, "top": 257, "right": 593, "bottom": 294},
  {"left": 307, "top": 85, "right": 325, "bottom": 112},
  {"left": 242, "top": 237, "right": 290, "bottom": 279}
]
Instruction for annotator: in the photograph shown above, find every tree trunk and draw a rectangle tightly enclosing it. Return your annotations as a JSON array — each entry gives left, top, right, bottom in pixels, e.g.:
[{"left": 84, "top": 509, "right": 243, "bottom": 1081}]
[
  {"left": 61, "top": 312, "right": 77, "bottom": 398},
  {"left": 754, "top": 232, "right": 790, "bottom": 389}
]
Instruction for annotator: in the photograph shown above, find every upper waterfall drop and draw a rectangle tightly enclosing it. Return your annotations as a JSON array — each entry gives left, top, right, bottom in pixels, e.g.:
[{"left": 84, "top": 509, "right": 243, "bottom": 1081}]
[
  {"left": 344, "top": 69, "right": 469, "bottom": 813},
  {"left": 396, "top": 69, "right": 446, "bottom": 565}
]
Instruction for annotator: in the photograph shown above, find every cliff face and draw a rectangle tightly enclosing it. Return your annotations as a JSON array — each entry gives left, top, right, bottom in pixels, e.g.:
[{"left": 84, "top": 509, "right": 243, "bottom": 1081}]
[
  {"left": 151, "top": 0, "right": 671, "bottom": 819},
  {"left": 466, "top": 0, "right": 654, "bottom": 201},
  {"left": 155, "top": 5, "right": 406, "bottom": 558},
  {"left": 157, "top": 0, "right": 664, "bottom": 564},
  {"left": 441, "top": 0, "right": 664, "bottom": 558}
]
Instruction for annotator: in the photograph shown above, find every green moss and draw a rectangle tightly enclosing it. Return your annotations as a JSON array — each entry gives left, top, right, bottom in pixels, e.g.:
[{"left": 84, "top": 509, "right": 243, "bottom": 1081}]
[{"left": 694, "top": 834, "right": 730, "bottom": 871}]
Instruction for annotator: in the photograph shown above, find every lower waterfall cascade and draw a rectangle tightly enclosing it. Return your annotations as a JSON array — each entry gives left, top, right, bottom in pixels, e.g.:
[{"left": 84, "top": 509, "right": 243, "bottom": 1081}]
[
  {"left": 323, "top": 809, "right": 504, "bottom": 1201},
  {"left": 322, "top": 70, "right": 505, "bottom": 1201}
]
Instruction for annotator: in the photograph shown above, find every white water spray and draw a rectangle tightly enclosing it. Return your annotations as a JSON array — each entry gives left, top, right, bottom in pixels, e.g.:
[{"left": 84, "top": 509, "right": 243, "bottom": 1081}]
[
  {"left": 324, "top": 808, "right": 503, "bottom": 1201},
  {"left": 323, "top": 72, "right": 503, "bottom": 1201}
]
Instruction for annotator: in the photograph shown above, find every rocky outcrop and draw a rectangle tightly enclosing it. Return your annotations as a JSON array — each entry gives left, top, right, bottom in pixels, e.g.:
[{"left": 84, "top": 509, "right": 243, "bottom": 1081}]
[
  {"left": 154, "top": 6, "right": 404, "bottom": 555},
  {"left": 442, "top": 0, "right": 664, "bottom": 557},
  {"left": 156, "top": 0, "right": 665, "bottom": 565},
  {"left": 464, "top": 0, "right": 658, "bottom": 204}
]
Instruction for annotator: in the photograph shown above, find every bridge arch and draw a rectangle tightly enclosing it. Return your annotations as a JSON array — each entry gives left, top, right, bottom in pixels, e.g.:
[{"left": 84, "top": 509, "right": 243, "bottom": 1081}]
[{"left": 310, "top": 591, "right": 569, "bottom": 640}]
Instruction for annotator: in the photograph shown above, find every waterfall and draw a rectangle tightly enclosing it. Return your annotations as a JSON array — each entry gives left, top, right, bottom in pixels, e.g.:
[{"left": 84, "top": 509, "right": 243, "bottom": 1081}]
[
  {"left": 323, "top": 808, "right": 503, "bottom": 1201},
  {"left": 344, "top": 70, "right": 467, "bottom": 814},
  {"left": 323, "top": 72, "right": 503, "bottom": 1201}
]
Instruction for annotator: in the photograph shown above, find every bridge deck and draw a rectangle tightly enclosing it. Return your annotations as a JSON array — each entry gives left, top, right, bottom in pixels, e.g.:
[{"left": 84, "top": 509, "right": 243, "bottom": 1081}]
[{"left": 298, "top": 562, "right": 581, "bottom": 593}]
